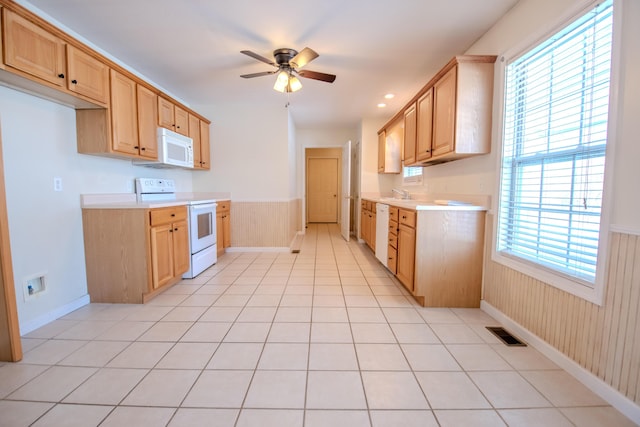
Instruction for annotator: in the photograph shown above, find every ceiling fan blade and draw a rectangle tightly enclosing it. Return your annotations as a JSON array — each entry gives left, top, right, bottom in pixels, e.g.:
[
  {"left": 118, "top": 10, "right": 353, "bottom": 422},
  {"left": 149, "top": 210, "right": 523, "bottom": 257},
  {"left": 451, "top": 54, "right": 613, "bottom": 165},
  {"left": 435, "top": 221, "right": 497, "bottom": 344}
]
[
  {"left": 240, "top": 50, "right": 276, "bottom": 66},
  {"left": 297, "top": 69, "right": 336, "bottom": 83},
  {"left": 290, "top": 47, "right": 319, "bottom": 69},
  {"left": 240, "top": 71, "right": 277, "bottom": 78}
]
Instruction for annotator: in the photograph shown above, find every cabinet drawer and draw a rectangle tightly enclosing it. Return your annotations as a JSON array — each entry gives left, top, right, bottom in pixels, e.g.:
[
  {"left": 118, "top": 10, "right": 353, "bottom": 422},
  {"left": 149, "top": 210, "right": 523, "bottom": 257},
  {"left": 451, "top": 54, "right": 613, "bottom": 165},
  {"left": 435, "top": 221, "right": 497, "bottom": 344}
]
[
  {"left": 387, "top": 245, "right": 397, "bottom": 274},
  {"left": 399, "top": 209, "right": 416, "bottom": 228},
  {"left": 149, "top": 206, "right": 187, "bottom": 226},
  {"left": 389, "top": 207, "right": 399, "bottom": 222},
  {"left": 388, "top": 233, "right": 397, "bottom": 249},
  {"left": 217, "top": 200, "right": 230, "bottom": 213},
  {"left": 388, "top": 220, "right": 398, "bottom": 236}
]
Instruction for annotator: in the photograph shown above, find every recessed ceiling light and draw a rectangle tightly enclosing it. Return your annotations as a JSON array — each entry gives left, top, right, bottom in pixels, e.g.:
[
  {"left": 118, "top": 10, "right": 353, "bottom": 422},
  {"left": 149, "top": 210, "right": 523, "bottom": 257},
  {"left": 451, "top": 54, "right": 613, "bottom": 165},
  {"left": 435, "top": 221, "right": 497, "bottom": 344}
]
[
  {"left": 384, "top": 93, "right": 395, "bottom": 99},
  {"left": 377, "top": 103, "right": 387, "bottom": 108}
]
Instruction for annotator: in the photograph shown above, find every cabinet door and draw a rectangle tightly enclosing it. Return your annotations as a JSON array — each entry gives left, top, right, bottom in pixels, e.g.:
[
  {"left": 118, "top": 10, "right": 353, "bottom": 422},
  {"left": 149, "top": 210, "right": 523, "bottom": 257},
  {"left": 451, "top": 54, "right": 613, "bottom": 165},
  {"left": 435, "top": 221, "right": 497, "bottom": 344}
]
[
  {"left": 396, "top": 223, "right": 416, "bottom": 292},
  {"left": 222, "top": 212, "right": 231, "bottom": 248},
  {"left": 416, "top": 89, "right": 434, "bottom": 162},
  {"left": 377, "top": 131, "right": 385, "bottom": 173},
  {"left": 172, "top": 220, "right": 190, "bottom": 276},
  {"left": 158, "top": 97, "right": 175, "bottom": 130},
  {"left": 387, "top": 245, "right": 397, "bottom": 274},
  {"left": 150, "top": 223, "right": 174, "bottom": 289},
  {"left": 174, "top": 106, "right": 189, "bottom": 136},
  {"left": 216, "top": 212, "right": 224, "bottom": 256},
  {"left": 432, "top": 66, "right": 457, "bottom": 157},
  {"left": 136, "top": 85, "right": 159, "bottom": 159},
  {"left": 110, "top": 70, "right": 139, "bottom": 155},
  {"left": 403, "top": 103, "right": 417, "bottom": 165},
  {"left": 66, "top": 45, "right": 109, "bottom": 104},
  {"left": 371, "top": 211, "right": 376, "bottom": 250},
  {"left": 189, "top": 114, "right": 202, "bottom": 168},
  {"left": 199, "top": 121, "right": 210, "bottom": 170},
  {"left": 3, "top": 10, "right": 66, "bottom": 87}
]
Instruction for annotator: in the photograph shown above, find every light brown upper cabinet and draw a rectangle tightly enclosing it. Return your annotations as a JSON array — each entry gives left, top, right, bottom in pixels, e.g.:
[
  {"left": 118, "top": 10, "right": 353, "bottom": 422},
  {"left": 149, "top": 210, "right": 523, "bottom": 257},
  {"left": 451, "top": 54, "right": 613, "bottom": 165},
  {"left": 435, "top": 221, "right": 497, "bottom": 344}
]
[
  {"left": 1, "top": 2, "right": 211, "bottom": 165},
  {"left": 65, "top": 45, "right": 109, "bottom": 104},
  {"left": 382, "top": 56, "right": 495, "bottom": 167},
  {"left": 189, "top": 114, "right": 211, "bottom": 170},
  {"left": 189, "top": 114, "right": 202, "bottom": 167},
  {"left": 378, "top": 118, "right": 402, "bottom": 174},
  {"left": 159, "top": 97, "right": 189, "bottom": 136},
  {"left": 77, "top": 71, "right": 157, "bottom": 160},
  {"left": 199, "top": 121, "right": 210, "bottom": 170},
  {"left": 403, "top": 103, "right": 417, "bottom": 165},
  {"left": 136, "top": 84, "right": 159, "bottom": 160},
  {"left": 432, "top": 66, "right": 457, "bottom": 157},
  {"left": 415, "top": 88, "right": 433, "bottom": 163},
  {"left": 430, "top": 58, "right": 494, "bottom": 162},
  {"left": 2, "top": 9, "right": 66, "bottom": 87},
  {"left": 110, "top": 70, "right": 139, "bottom": 156}
]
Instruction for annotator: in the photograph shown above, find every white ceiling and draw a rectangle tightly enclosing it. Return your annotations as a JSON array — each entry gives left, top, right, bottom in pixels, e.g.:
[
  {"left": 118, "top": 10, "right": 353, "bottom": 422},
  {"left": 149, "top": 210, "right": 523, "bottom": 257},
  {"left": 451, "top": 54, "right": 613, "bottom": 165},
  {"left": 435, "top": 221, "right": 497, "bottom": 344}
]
[{"left": 23, "top": 0, "right": 519, "bottom": 128}]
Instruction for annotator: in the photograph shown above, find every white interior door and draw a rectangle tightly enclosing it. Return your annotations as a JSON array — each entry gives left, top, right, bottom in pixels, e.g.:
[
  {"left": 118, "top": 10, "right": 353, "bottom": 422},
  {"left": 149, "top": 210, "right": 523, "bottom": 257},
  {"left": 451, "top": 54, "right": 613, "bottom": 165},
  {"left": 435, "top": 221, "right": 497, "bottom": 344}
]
[{"left": 341, "top": 140, "right": 351, "bottom": 241}]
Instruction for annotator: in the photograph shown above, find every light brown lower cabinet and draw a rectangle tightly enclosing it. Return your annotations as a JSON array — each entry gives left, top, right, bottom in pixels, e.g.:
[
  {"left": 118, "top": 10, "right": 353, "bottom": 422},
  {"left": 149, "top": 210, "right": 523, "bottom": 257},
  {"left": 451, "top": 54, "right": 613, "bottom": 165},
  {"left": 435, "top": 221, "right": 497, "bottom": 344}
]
[
  {"left": 82, "top": 205, "right": 189, "bottom": 303},
  {"left": 216, "top": 201, "right": 231, "bottom": 256},
  {"left": 363, "top": 199, "right": 486, "bottom": 308},
  {"left": 396, "top": 210, "right": 416, "bottom": 292},
  {"left": 413, "top": 210, "right": 485, "bottom": 307}
]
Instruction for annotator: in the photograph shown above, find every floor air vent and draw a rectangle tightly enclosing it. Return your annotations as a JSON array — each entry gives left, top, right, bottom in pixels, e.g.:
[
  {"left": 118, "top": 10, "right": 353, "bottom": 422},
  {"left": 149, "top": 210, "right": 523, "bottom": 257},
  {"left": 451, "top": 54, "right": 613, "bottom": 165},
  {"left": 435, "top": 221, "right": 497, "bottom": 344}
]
[{"left": 486, "top": 326, "right": 527, "bottom": 346}]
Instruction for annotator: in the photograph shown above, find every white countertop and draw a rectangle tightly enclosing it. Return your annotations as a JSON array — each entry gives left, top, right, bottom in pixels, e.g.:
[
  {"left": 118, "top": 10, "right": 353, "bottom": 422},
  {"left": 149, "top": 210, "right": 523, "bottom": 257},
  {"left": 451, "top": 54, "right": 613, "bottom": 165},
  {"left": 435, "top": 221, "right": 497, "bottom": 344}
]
[
  {"left": 81, "top": 192, "right": 231, "bottom": 209},
  {"left": 364, "top": 197, "right": 487, "bottom": 211}
]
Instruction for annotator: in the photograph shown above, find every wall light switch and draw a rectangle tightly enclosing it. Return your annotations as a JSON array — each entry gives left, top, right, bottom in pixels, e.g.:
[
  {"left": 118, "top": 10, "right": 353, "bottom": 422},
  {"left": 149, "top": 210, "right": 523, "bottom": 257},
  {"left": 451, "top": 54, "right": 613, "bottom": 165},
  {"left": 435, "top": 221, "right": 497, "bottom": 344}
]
[{"left": 53, "top": 177, "right": 63, "bottom": 192}]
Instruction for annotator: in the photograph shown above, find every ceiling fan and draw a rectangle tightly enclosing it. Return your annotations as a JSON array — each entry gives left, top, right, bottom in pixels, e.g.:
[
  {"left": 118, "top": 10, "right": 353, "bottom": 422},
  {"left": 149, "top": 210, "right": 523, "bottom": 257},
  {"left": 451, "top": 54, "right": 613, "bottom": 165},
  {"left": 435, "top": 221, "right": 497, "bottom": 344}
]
[{"left": 240, "top": 47, "right": 336, "bottom": 93}]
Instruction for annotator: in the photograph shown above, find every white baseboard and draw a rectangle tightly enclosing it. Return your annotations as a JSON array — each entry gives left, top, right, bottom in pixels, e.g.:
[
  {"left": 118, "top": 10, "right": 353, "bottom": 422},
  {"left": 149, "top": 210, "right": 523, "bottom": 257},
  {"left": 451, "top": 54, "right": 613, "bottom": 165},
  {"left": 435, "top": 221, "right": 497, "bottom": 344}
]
[
  {"left": 225, "top": 247, "right": 289, "bottom": 253},
  {"left": 20, "top": 294, "right": 90, "bottom": 336},
  {"left": 481, "top": 301, "right": 640, "bottom": 423}
]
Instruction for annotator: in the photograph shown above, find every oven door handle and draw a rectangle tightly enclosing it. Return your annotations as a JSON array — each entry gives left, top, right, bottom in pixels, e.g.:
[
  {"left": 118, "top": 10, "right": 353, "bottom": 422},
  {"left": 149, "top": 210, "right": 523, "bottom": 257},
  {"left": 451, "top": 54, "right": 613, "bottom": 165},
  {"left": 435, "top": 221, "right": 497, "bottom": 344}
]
[{"left": 191, "top": 203, "right": 217, "bottom": 211}]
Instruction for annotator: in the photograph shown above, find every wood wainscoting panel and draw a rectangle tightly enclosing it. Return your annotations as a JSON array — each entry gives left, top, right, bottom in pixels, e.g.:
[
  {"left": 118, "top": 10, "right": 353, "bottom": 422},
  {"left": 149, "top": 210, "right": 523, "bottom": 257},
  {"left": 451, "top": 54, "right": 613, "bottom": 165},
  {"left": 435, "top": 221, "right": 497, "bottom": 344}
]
[
  {"left": 232, "top": 200, "right": 301, "bottom": 248},
  {"left": 483, "top": 214, "right": 640, "bottom": 405}
]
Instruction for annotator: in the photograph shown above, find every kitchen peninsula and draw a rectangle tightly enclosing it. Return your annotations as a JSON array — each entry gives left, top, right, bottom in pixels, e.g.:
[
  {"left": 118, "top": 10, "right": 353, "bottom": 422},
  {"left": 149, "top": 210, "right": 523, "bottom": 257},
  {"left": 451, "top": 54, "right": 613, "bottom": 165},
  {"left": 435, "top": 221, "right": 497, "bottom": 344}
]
[{"left": 362, "top": 197, "right": 486, "bottom": 308}]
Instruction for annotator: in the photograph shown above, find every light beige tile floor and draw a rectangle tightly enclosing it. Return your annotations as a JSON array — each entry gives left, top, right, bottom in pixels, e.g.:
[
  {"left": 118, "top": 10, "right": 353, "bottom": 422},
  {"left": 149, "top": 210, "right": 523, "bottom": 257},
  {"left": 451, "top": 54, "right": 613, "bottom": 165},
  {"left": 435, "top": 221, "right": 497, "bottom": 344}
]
[{"left": 0, "top": 223, "right": 637, "bottom": 426}]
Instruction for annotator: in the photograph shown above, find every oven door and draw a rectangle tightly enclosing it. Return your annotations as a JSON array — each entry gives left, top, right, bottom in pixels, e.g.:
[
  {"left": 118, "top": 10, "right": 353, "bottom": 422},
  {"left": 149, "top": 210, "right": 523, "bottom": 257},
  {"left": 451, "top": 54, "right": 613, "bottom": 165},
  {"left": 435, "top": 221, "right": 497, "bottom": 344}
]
[{"left": 189, "top": 202, "right": 217, "bottom": 254}]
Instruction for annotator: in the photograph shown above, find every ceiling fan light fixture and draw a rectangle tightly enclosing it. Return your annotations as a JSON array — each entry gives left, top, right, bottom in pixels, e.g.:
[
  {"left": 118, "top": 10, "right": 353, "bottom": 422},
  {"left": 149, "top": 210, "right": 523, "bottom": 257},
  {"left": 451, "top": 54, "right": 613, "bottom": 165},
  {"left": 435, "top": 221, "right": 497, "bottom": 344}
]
[
  {"left": 273, "top": 70, "right": 290, "bottom": 92},
  {"left": 288, "top": 75, "right": 302, "bottom": 92}
]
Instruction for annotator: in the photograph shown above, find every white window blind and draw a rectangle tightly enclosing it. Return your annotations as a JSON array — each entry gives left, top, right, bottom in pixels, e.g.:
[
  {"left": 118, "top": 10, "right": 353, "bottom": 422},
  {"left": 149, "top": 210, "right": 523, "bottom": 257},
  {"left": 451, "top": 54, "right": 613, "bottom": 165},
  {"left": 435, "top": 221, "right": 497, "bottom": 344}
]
[
  {"left": 403, "top": 166, "right": 423, "bottom": 184},
  {"left": 497, "top": 0, "right": 613, "bottom": 284}
]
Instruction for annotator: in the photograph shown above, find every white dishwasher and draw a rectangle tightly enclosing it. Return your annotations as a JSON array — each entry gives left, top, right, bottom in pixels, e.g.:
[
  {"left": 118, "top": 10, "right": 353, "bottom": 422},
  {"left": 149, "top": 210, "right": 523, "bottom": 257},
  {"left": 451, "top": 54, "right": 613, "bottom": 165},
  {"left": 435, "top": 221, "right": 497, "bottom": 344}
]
[{"left": 375, "top": 203, "right": 389, "bottom": 266}]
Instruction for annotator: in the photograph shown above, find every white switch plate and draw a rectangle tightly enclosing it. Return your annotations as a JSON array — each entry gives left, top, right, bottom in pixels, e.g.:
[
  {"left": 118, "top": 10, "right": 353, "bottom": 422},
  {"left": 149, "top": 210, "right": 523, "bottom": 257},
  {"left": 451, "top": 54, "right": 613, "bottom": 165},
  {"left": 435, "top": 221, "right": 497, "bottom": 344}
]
[{"left": 53, "top": 177, "right": 62, "bottom": 192}]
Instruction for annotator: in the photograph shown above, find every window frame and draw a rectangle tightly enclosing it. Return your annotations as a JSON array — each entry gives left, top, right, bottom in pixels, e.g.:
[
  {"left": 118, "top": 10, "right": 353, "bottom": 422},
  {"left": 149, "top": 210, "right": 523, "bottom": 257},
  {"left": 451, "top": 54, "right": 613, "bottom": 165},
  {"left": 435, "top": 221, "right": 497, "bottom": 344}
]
[
  {"left": 491, "top": 0, "right": 621, "bottom": 305},
  {"left": 402, "top": 165, "right": 423, "bottom": 185}
]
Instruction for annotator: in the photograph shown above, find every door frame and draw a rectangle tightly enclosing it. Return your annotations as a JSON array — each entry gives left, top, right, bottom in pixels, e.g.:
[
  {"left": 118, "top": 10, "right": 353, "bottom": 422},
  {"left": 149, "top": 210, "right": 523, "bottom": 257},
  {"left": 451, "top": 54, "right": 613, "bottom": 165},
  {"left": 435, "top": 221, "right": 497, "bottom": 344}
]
[
  {"left": 0, "top": 123, "right": 23, "bottom": 362},
  {"left": 304, "top": 147, "right": 342, "bottom": 227}
]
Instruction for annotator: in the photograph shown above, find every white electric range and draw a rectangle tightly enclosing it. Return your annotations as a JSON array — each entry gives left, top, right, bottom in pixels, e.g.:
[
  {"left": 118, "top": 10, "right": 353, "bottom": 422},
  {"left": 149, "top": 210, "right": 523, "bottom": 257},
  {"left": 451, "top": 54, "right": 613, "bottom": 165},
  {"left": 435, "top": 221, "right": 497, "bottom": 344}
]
[{"left": 135, "top": 178, "right": 217, "bottom": 278}]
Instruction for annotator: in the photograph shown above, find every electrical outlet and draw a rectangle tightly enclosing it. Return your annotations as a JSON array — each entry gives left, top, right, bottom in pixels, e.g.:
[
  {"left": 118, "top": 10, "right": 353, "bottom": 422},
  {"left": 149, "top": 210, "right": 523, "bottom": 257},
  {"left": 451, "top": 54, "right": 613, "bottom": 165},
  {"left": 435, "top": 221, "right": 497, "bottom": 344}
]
[{"left": 53, "top": 177, "right": 63, "bottom": 192}]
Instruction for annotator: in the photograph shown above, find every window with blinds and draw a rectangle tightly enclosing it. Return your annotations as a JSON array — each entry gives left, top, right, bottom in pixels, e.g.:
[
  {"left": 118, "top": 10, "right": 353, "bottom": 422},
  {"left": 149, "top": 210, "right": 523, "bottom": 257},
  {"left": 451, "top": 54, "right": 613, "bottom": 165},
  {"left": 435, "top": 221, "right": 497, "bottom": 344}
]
[{"left": 497, "top": 0, "right": 613, "bottom": 285}]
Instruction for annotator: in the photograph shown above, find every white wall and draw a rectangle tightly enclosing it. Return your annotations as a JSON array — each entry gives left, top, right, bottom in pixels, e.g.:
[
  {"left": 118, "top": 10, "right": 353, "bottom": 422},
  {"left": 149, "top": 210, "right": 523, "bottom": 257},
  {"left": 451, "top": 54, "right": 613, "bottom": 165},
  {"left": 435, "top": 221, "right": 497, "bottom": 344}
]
[
  {"left": 191, "top": 103, "right": 290, "bottom": 201},
  {"left": 0, "top": 86, "right": 193, "bottom": 331},
  {"left": 380, "top": 0, "right": 640, "bottom": 234}
]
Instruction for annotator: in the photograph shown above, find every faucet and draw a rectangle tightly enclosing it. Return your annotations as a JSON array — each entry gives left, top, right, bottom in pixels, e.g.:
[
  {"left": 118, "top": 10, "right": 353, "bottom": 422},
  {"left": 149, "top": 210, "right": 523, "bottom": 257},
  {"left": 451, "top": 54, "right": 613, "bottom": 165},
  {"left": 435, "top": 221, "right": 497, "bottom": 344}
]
[{"left": 392, "top": 188, "right": 410, "bottom": 200}]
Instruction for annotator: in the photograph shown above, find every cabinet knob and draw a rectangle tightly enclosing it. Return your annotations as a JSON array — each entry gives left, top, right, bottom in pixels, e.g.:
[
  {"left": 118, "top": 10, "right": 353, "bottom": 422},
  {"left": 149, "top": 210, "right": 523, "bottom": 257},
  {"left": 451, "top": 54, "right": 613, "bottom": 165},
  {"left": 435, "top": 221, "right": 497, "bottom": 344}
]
[
  {"left": 169, "top": 229, "right": 173, "bottom": 233},
  {"left": 134, "top": 146, "right": 139, "bottom": 149},
  {"left": 58, "top": 73, "right": 64, "bottom": 78},
  {"left": 141, "top": 147, "right": 146, "bottom": 151},
  {"left": 71, "top": 79, "right": 78, "bottom": 84},
  {"left": 171, "top": 213, "right": 175, "bottom": 217},
  {"left": 174, "top": 228, "right": 178, "bottom": 231}
]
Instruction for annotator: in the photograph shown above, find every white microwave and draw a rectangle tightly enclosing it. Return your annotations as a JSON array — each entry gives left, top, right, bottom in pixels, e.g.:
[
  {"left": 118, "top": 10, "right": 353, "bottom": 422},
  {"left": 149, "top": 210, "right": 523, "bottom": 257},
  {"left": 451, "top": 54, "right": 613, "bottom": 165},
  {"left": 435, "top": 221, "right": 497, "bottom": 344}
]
[{"left": 133, "top": 128, "right": 194, "bottom": 169}]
